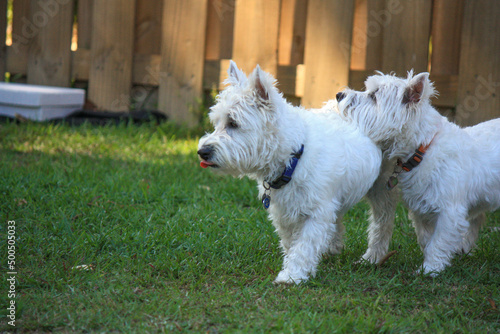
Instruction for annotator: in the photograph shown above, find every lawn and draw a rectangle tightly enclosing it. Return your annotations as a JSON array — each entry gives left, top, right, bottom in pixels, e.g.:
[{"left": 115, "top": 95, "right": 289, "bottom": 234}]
[{"left": 1, "top": 120, "right": 499, "bottom": 333}]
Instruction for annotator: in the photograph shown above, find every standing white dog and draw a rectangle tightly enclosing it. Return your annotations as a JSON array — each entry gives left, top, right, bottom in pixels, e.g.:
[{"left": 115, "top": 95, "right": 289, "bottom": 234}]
[
  {"left": 198, "top": 61, "right": 382, "bottom": 284},
  {"left": 337, "top": 71, "right": 500, "bottom": 275}
]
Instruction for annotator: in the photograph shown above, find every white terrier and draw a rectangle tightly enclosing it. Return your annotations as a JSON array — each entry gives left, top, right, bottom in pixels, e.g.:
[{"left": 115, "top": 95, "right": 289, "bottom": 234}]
[
  {"left": 336, "top": 71, "right": 500, "bottom": 275},
  {"left": 198, "top": 61, "right": 382, "bottom": 284}
]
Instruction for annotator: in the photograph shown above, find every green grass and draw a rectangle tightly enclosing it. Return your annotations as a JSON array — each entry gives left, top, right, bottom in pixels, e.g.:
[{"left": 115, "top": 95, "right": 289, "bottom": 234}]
[{"left": 0, "top": 120, "right": 499, "bottom": 333}]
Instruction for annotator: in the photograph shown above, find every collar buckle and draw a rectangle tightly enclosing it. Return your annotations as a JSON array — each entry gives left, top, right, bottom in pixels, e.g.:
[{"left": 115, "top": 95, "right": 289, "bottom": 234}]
[{"left": 386, "top": 136, "right": 435, "bottom": 190}]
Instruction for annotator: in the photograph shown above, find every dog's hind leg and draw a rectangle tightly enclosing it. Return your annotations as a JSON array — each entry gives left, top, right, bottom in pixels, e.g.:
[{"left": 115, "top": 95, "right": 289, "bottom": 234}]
[
  {"left": 328, "top": 218, "right": 345, "bottom": 255},
  {"left": 461, "top": 212, "right": 486, "bottom": 254},
  {"left": 421, "top": 206, "right": 470, "bottom": 275},
  {"left": 410, "top": 210, "right": 436, "bottom": 252},
  {"left": 361, "top": 169, "right": 398, "bottom": 264}
]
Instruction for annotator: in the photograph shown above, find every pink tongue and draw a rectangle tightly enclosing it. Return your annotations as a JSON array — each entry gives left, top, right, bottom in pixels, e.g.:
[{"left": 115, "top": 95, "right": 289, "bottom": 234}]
[{"left": 200, "top": 161, "right": 212, "bottom": 168}]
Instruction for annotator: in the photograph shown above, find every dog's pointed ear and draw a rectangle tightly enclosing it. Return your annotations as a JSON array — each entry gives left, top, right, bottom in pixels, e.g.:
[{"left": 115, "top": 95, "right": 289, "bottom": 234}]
[
  {"left": 227, "top": 60, "right": 247, "bottom": 86},
  {"left": 403, "top": 72, "right": 431, "bottom": 104},
  {"left": 250, "top": 65, "right": 270, "bottom": 101}
]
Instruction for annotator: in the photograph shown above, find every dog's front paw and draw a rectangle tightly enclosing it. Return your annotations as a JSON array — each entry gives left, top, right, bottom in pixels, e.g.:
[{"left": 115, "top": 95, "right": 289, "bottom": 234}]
[
  {"left": 416, "top": 263, "right": 443, "bottom": 277},
  {"left": 357, "top": 250, "right": 381, "bottom": 265},
  {"left": 274, "top": 270, "right": 308, "bottom": 285}
]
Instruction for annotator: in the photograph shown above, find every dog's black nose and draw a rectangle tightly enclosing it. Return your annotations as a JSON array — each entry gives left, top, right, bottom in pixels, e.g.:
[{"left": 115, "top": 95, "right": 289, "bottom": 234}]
[
  {"left": 197, "top": 146, "right": 213, "bottom": 161},
  {"left": 336, "top": 92, "right": 346, "bottom": 102}
]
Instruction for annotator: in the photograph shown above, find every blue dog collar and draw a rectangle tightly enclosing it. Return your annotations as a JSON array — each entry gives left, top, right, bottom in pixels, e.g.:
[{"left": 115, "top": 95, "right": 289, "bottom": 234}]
[
  {"left": 262, "top": 144, "right": 304, "bottom": 209},
  {"left": 268, "top": 144, "right": 304, "bottom": 189}
]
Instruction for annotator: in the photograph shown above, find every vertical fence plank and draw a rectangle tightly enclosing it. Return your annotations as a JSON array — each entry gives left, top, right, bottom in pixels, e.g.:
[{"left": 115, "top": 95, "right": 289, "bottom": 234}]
[
  {"left": 88, "top": 0, "right": 135, "bottom": 111},
  {"left": 456, "top": 0, "right": 500, "bottom": 126},
  {"left": 0, "top": 0, "right": 7, "bottom": 80},
  {"left": 382, "top": 0, "right": 432, "bottom": 76},
  {"left": 77, "top": 0, "right": 93, "bottom": 50},
  {"left": 302, "top": 0, "right": 355, "bottom": 108},
  {"left": 135, "top": 0, "right": 163, "bottom": 55},
  {"left": 430, "top": 0, "right": 463, "bottom": 75},
  {"left": 205, "top": 0, "right": 234, "bottom": 60},
  {"left": 27, "top": 0, "right": 74, "bottom": 87},
  {"left": 278, "top": 0, "right": 308, "bottom": 66},
  {"left": 350, "top": 0, "right": 384, "bottom": 71},
  {"left": 364, "top": 0, "right": 385, "bottom": 71},
  {"left": 232, "top": 0, "right": 281, "bottom": 75},
  {"left": 350, "top": 0, "right": 367, "bottom": 71},
  {"left": 8, "top": 0, "right": 30, "bottom": 75},
  {"left": 158, "top": 0, "right": 208, "bottom": 125}
]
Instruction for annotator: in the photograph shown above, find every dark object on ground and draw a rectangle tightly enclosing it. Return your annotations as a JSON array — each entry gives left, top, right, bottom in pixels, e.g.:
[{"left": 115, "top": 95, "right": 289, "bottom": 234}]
[{"left": 0, "top": 110, "right": 168, "bottom": 125}]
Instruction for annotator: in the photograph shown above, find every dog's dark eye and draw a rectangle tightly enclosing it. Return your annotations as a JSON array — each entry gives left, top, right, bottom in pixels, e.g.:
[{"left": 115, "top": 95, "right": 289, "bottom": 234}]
[
  {"left": 227, "top": 118, "right": 238, "bottom": 129},
  {"left": 368, "top": 90, "right": 377, "bottom": 102}
]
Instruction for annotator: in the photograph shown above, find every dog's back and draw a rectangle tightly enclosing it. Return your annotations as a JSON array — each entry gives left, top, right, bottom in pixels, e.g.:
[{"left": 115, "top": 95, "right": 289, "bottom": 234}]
[{"left": 464, "top": 118, "right": 500, "bottom": 212}]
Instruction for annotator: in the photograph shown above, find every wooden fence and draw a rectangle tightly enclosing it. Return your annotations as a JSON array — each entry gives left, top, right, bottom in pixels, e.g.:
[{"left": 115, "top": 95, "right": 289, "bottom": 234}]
[{"left": 0, "top": 0, "right": 498, "bottom": 126}]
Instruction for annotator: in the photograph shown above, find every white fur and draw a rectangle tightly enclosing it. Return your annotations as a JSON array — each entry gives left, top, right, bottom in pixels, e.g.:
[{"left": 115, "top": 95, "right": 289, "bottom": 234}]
[
  {"left": 198, "top": 61, "right": 382, "bottom": 284},
  {"left": 337, "top": 71, "right": 500, "bottom": 275}
]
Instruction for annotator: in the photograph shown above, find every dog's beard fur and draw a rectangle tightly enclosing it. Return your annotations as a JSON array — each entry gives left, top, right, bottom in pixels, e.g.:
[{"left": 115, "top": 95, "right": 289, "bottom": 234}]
[
  {"left": 338, "top": 71, "right": 500, "bottom": 275},
  {"left": 198, "top": 61, "right": 382, "bottom": 284}
]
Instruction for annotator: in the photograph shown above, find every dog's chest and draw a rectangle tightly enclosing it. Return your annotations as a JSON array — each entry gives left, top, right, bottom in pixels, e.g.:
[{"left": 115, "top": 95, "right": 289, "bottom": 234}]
[{"left": 399, "top": 171, "right": 438, "bottom": 213}]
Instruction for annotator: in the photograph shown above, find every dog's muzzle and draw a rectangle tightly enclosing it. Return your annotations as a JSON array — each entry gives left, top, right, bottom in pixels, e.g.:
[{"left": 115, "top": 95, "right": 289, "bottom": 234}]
[{"left": 198, "top": 145, "right": 217, "bottom": 168}]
